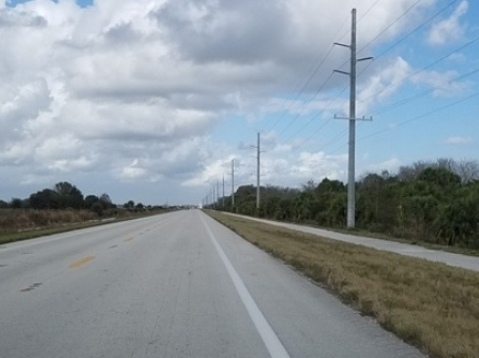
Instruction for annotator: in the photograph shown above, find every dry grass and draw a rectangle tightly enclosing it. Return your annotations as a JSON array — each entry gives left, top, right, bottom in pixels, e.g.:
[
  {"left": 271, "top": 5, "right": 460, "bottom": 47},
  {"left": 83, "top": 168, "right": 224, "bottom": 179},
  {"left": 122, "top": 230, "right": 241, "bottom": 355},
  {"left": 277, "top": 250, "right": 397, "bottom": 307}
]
[
  {"left": 0, "top": 209, "right": 97, "bottom": 231},
  {"left": 0, "top": 208, "right": 167, "bottom": 246},
  {"left": 207, "top": 210, "right": 479, "bottom": 358}
]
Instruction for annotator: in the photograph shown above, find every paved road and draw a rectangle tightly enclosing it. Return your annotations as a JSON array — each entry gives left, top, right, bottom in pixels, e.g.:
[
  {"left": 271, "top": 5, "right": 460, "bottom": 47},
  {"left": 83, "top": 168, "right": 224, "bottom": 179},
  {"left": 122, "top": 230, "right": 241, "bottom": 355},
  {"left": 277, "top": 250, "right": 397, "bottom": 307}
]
[
  {"left": 0, "top": 210, "right": 424, "bottom": 358},
  {"left": 228, "top": 213, "right": 479, "bottom": 272}
]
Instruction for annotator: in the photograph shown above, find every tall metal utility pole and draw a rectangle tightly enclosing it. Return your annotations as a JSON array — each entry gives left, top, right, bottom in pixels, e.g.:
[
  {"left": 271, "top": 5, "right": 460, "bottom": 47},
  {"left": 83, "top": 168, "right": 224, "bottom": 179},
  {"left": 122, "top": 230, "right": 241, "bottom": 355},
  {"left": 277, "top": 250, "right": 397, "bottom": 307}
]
[
  {"left": 222, "top": 175, "right": 225, "bottom": 208},
  {"left": 231, "top": 159, "right": 235, "bottom": 207},
  {"left": 334, "top": 8, "right": 372, "bottom": 229},
  {"left": 212, "top": 185, "right": 216, "bottom": 209},
  {"left": 217, "top": 179, "right": 220, "bottom": 208},
  {"left": 256, "top": 132, "right": 260, "bottom": 210}
]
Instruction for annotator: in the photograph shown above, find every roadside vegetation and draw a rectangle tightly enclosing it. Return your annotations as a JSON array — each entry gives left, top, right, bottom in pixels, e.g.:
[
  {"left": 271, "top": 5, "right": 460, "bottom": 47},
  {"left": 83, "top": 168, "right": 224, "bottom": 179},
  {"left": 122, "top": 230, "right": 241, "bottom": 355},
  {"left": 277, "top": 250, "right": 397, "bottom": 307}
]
[
  {"left": 0, "top": 181, "right": 170, "bottom": 245},
  {"left": 206, "top": 210, "right": 479, "bottom": 358},
  {"left": 207, "top": 158, "right": 479, "bottom": 251}
]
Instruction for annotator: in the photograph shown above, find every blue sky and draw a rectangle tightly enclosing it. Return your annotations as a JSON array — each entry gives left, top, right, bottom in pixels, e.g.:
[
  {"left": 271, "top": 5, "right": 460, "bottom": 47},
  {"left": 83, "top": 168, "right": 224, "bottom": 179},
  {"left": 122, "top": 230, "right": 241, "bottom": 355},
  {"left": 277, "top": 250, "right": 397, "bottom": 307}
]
[{"left": 0, "top": 0, "right": 478, "bottom": 205}]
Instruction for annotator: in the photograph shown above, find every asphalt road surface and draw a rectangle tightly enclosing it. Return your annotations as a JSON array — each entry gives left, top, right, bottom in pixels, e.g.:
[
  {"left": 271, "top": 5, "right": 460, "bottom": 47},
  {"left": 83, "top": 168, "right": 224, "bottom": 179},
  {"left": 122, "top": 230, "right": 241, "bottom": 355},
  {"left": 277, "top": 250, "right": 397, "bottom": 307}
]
[
  {"left": 0, "top": 210, "right": 424, "bottom": 358},
  {"left": 227, "top": 213, "right": 479, "bottom": 272}
]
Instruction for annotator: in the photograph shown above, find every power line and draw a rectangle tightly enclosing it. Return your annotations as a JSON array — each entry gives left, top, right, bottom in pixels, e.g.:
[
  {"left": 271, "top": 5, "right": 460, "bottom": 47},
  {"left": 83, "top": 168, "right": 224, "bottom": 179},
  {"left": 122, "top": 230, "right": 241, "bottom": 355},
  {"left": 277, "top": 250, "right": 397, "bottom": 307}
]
[
  {"left": 355, "top": 0, "right": 459, "bottom": 80},
  {"left": 357, "top": 0, "right": 424, "bottom": 55},
  {"left": 276, "top": 72, "right": 334, "bottom": 138},
  {"left": 286, "top": 90, "right": 348, "bottom": 152},
  {"left": 358, "top": 35, "right": 479, "bottom": 106},
  {"left": 265, "top": 3, "right": 475, "bottom": 173},
  {"left": 292, "top": 65, "right": 479, "bottom": 158},
  {"left": 264, "top": 44, "right": 335, "bottom": 133},
  {"left": 275, "top": 1, "right": 427, "bottom": 149},
  {"left": 263, "top": 4, "right": 374, "bottom": 135},
  {"left": 336, "top": 0, "right": 382, "bottom": 43},
  {"left": 370, "top": 66, "right": 479, "bottom": 116},
  {"left": 359, "top": 91, "right": 479, "bottom": 142},
  {"left": 367, "top": 0, "right": 458, "bottom": 60},
  {"left": 262, "top": 2, "right": 388, "bottom": 148},
  {"left": 326, "top": 90, "right": 479, "bottom": 155},
  {"left": 359, "top": 0, "right": 382, "bottom": 21}
]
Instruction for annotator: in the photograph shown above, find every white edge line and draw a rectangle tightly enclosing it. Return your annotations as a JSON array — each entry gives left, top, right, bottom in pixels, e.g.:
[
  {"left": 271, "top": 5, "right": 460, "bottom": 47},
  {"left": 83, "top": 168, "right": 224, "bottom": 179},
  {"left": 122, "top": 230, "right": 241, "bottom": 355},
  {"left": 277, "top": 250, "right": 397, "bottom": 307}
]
[{"left": 200, "top": 214, "right": 291, "bottom": 358}]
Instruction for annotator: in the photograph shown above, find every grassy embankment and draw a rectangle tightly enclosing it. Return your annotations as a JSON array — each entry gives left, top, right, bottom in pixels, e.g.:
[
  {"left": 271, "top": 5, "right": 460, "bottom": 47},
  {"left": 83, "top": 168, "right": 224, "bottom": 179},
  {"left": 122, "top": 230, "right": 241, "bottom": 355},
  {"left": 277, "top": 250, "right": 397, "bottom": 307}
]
[
  {"left": 0, "top": 208, "right": 163, "bottom": 245},
  {"left": 206, "top": 210, "right": 479, "bottom": 358}
]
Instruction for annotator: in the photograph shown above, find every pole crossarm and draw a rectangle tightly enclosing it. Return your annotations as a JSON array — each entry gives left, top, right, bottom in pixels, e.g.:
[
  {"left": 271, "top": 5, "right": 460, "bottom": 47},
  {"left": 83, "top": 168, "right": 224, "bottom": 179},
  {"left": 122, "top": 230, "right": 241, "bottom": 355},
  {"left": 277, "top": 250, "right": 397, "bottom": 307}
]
[
  {"left": 334, "top": 114, "right": 373, "bottom": 121},
  {"left": 333, "top": 69, "right": 350, "bottom": 76},
  {"left": 358, "top": 56, "right": 374, "bottom": 62}
]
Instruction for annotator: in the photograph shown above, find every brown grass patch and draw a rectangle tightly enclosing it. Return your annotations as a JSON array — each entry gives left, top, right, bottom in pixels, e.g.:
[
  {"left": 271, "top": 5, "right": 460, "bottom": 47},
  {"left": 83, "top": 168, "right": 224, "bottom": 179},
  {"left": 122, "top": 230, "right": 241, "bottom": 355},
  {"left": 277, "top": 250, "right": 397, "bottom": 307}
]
[
  {"left": 207, "top": 210, "right": 479, "bottom": 358},
  {"left": 0, "top": 209, "right": 168, "bottom": 246}
]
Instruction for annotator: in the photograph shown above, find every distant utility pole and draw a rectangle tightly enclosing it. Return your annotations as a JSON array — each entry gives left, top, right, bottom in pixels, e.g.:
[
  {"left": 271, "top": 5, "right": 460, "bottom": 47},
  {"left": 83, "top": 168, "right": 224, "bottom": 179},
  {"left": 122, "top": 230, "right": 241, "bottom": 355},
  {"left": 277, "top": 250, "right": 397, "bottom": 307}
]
[
  {"left": 217, "top": 179, "right": 220, "bottom": 209},
  {"left": 212, "top": 185, "right": 216, "bottom": 209},
  {"left": 334, "top": 8, "right": 373, "bottom": 229},
  {"left": 256, "top": 132, "right": 261, "bottom": 209},
  {"left": 231, "top": 159, "right": 235, "bottom": 207},
  {"left": 222, "top": 175, "right": 225, "bottom": 208}
]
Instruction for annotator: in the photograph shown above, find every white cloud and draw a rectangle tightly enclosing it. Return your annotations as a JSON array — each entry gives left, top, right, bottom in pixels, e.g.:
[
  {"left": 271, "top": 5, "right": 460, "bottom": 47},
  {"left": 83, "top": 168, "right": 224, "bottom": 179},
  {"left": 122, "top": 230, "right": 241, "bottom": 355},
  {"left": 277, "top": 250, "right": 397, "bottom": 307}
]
[
  {"left": 445, "top": 136, "right": 472, "bottom": 145},
  {"left": 0, "top": 0, "right": 469, "bottom": 204},
  {"left": 118, "top": 159, "right": 147, "bottom": 180},
  {"left": 49, "top": 156, "right": 95, "bottom": 172},
  {"left": 412, "top": 69, "right": 472, "bottom": 97},
  {"left": 182, "top": 155, "right": 234, "bottom": 187},
  {"left": 356, "top": 57, "right": 412, "bottom": 115},
  {"left": 427, "top": 1, "right": 468, "bottom": 46},
  {"left": 0, "top": 78, "right": 52, "bottom": 128},
  {"left": 363, "top": 158, "right": 402, "bottom": 175},
  {"left": 290, "top": 151, "right": 347, "bottom": 182}
]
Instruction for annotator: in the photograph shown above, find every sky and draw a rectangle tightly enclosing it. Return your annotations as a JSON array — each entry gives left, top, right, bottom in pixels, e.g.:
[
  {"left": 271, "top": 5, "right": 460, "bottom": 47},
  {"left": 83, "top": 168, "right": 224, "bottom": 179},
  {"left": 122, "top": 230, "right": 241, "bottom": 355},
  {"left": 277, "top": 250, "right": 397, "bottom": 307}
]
[{"left": 0, "top": 0, "right": 478, "bottom": 205}]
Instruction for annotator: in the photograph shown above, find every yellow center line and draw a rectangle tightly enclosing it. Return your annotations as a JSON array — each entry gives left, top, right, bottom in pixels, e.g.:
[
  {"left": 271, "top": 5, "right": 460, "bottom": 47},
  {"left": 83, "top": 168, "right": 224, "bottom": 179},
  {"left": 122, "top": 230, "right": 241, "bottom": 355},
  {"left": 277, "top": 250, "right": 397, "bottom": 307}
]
[{"left": 69, "top": 255, "right": 95, "bottom": 269}]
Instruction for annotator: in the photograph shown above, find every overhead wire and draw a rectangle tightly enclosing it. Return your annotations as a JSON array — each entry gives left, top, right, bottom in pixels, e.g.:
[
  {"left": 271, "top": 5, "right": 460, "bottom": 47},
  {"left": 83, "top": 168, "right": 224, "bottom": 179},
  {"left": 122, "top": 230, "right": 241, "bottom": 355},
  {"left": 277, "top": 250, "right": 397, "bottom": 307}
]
[
  {"left": 264, "top": 44, "right": 335, "bottom": 134},
  {"left": 357, "top": 35, "right": 479, "bottom": 107},
  {"left": 266, "top": 0, "right": 473, "bottom": 162},
  {"left": 290, "top": 27, "right": 478, "bottom": 155},
  {"left": 357, "top": 0, "right": 424, "bottom": 55},
  {"left": 275, "top": 0, "right": 411, "bottom": 148},
  {"left": 361, "top": 0, "right": 458, "bottom": 59},
  {"left": 324, "top": 72, "right": 479, "bottom": 155},
  {"left": 263, "top": 1, "right": 381, "bottom": 137},
  {"left": 336, "top": 0, "right": 382, "bottom": 43},
  {"left": 263, "top": 0, "right": 385, "bottom": 148},
  {"left": 370, "top": 67, "right": 479, "bottom": 115},
  {"left": 276, "top": 72, "right": 334, "bottom": 138},
  {"left": 358, "top": 91, "right": 479, "bottom": 143},
  {"left": 355, "top": 0, "right": 459, "bottom": 80},
  {"left": 283, "top": 95, "right": 346, "bottom": 146},
  {"left": 268, "top": 42, "right": 342, "bottom": 137}
]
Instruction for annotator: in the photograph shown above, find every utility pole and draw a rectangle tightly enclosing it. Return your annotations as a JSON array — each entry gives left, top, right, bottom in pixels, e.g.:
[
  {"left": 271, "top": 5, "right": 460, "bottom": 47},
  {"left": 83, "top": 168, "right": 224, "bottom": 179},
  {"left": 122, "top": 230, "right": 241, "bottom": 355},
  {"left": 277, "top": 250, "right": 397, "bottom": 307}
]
[
  {"left": 212, "top": 185, "right": 216, "bottom": 209},
  {"left": 256, "top": 132, "right": 260, "bottom": 210},
  {"left": 222, "top": 174, "right": 225, "bottom": 208},
  {"left": 334, "top": 8, "right": 372, "bottom": 229},
  {"left": 217, "top": 179, "right": 220, "bottom": 209},
  {"left": 231, "top": 159, "right": 235, "bottom": 207}
]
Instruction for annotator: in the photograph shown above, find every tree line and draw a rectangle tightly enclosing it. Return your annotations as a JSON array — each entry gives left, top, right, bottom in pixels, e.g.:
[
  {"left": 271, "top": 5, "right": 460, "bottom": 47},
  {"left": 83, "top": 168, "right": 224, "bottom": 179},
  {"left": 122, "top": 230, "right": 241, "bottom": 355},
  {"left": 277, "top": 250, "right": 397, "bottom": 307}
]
[
  {"left": 208, "top": 159, "right": 479, "bottom": 249},
  {"left": 0, "top": 181, "right": 150, "bottom": 216}
]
